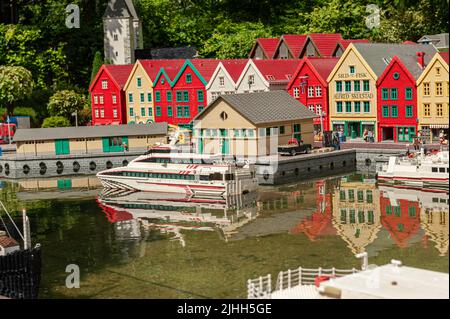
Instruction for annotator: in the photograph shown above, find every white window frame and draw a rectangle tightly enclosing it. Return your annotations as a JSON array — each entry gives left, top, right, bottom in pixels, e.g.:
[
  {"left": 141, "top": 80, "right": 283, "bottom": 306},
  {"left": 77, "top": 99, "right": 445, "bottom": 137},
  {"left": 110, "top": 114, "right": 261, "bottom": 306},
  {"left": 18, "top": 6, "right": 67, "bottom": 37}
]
[
  {"left": 113, "top": 109, "right": 118, "bottom": 118},
  {"left": 94, "top": 96, "right": 98, "bottom": 104},
  {"left": 293, "top": 87, "right": 300, "bottom": 98},
  {"left": 308, "top": 86, "right": 314, "bottom": 97},
  {"left": 219, "top": 76, "right": 225, "bottom": 87},
  {"left": 95, "top": 109, "right": 99, "bottom": 118},
  {"left": 100, "top": 109, "right": 105, "bottom": 118},
  {"left": 315, "top": 86, "right": 322, "bottom": 97},
  {"left": 308, "top": 104, "right": 315, "bottom": 113},
  {"left": 101, "top": 80, "right": 108, "bottom": 89},
  {"left": 112, "top": 95, "right": 117, "bottom": 104},
  {"left": 99, "top": 96, "right": 104, "bottom": 104}
]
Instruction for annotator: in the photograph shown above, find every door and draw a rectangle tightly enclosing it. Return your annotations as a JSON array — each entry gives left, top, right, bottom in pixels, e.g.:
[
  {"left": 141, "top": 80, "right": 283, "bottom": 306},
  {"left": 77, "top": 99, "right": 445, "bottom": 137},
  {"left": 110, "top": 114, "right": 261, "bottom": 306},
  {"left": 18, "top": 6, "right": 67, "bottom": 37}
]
[
  {"left": 220, "top": 129, "right": 228, "bottom": 155},
  {"left": 198, "top": 138, "right": 204, "bottom": 154},
  {"left": 55, "top": 139, "right": 70, "bottom": 155},
  {"left": 293, "top": 124, "right": 302, "bottom": 143},
  {"left": 349, "top": 122, "right": 360, "bottom": 139}
]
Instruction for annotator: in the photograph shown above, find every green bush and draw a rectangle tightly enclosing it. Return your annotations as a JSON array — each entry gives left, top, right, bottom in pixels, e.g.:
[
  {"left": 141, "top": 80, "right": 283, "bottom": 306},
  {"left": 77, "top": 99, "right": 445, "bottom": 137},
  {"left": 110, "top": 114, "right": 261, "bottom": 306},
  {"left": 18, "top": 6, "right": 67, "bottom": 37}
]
[{"left": 41, "top": 116, "right": 71, "bottom": 128}]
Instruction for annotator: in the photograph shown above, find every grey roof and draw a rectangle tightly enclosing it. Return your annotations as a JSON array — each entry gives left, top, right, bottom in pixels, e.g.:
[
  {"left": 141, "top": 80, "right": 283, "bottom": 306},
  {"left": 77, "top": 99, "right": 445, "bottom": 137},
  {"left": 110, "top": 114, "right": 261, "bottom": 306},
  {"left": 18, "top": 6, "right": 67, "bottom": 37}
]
[
  {"left": 135, "top": 47, "right": 198, "bottom": 60},
  {"left": 196, "top": 91, "right": 317, "bottom": 125},
  {"left": 103, "top": 0, "right": 139, "bottom": 19},
  {"left": 417, "top": 33, "right": 449, "bottom": 49},
  {"left": 13, "top": 122, "right": 168, "bottom": 142},
  {"left": 352, "top": 43, "right": 437, "bottom": 78}
]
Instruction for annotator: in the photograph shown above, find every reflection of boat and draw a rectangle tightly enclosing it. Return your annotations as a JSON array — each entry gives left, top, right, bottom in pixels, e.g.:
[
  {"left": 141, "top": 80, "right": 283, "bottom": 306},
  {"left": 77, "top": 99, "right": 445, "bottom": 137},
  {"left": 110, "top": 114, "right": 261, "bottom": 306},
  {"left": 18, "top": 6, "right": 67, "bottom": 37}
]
[
  {"left": 377, "top": 151, "right": 449, "bottom": 187},
  {"left": 97, "top": 190, "right": 259, "bottom": 244},
  {"left": 97, "top": 152, "right": 258, "bottom": 199}
]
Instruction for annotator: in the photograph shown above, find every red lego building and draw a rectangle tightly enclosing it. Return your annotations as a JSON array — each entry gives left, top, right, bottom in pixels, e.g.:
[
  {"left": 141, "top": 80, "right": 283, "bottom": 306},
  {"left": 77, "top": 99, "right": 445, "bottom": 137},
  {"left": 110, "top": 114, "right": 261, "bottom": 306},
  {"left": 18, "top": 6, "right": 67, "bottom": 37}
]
[
  {"left": 153, "top": 59, "right": 220, "bottom": 127},
  {"left": 380, "top": 192, "right": 421, "bottom": 248},
  {"left": 376, "top": 56, "right": 421, "bottom": 142},
  {"left": 286, "top": 57, "right": 339, "bottom": 132},
  {"left": 89, "top": 64, "right": 133, "bottom": 125}
]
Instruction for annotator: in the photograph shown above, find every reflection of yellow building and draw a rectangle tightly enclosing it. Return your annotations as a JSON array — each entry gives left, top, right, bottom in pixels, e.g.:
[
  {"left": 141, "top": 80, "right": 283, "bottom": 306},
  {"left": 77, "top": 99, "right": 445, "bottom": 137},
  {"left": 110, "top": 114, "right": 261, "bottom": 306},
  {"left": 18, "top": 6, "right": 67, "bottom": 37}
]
[
  {"left": 416, "top": 52, "right": 449, "bottom": 143},
  {"left": 421, "top": 208, "right": 449, "bottom": 257},
  {"left": 19, "top": 177, "right": 102, "bottom": 190},
  {"left": 332, "top": 178, "right": 381, "bottom": 254}
]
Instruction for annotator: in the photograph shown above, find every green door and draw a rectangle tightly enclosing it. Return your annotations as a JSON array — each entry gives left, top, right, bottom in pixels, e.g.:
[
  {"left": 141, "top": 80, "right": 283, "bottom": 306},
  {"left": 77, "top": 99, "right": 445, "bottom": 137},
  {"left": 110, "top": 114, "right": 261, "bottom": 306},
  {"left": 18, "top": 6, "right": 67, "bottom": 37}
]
[
  {"left": 198, "top": 138, "right": 204, "bottom": 154},
  {"left": 220, "top": 129, "right": 229, "bottom": 155},
  {"left": 398, "top": 127, "right": 415, "bottom": 142},
  {"left": 293, "top": 124, "right": 302, "bottom": 142},
  {"left": 102, "top": 136, "right": 128, "bottom": 153},
  {"left": 55, "top": 139, "right": 70, "bottom": 155},
  {"left": 57, "top": 179, "right": 72, "bottom": 189}
]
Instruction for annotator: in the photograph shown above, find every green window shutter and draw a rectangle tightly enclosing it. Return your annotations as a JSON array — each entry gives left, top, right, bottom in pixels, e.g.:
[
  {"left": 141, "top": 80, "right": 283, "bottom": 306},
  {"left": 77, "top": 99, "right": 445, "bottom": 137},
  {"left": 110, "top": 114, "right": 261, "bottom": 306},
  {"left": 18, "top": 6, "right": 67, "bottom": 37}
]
[
  {"left": 391, "top": 105, "right": 398, "bottom": 117},
  {"left": 198, "top": 105, "right": 204, "bottom": 113},
  {"left": 177, "top": 106, "right": 183, "bottom": 118},
  {"left": 390, "top": 88, "right": 398, "bottom": 100},
  {"left": 183, "top": 91, "right": 189, "bottom": 102},
  {"left": 348, "top": 189, "right": 354, "bottom": 202},
  {"left": 354, "top": 102, "right": 361, "bottom": 112},
  {"left": 340, "top": 190, "right": 346, "bottom": 201},
  {"left": 129, "top": 108, "right": 134, "bottom": 116},
  {"left": 140, "top": 93, "right": 144, "bottom": 103},
  {"left": 128, "top": 93, "right": 133, "bottom": 103},
  {"left": 340, "top": 210, "right": 347, "bottom": 223},
  {"left": 337, "top": 102, "right": 343, "bottom": 113},
  {"left": 345, "top": 102, "right": 352, "bottom": 113},
  {"left": 141, "top": 108, "right": 145, "bottom": 116},
  {"left": 405, "top": 88, "right": 413, "bottom": 100},
  {"left": 176, "top": 91, "right": 182, "bottom": 102},
  {"left": 186, "top": 73, "right": 192, "bottom": 83},
  {"left": 293, "top": 124, "right": 301, "bottom": 133},
  {"left": 336, "top": 81, "right": 342, "bottom": 92},
  {"left": 345, "top": 81, "right": 351, "bottom": 92},
  {"left": 197, "top": 90, "right": 204, "bottom": 102},
  {"left": 166, "top": 91, "right": 172, "bottom": 102},
  {"left": 155, "top": 91, "right": 161, "bottom": 102},
  {"left": 137, "top": 78, "right": 142, "bottom": 87},
  {"left": 349, "top": 209, "right": 356, "bottom": 224},
  {"left": 366, "top": 190, "right": 373, "bottom": 203},
  {"left": 394, "top": 206, "right": 401, "bottom": 217},
  {"left": 363, "top": 80, "right": 369, "bottom": 91},
  {"left": 184, "top": 106, "right": 190, "bottom": 118},
  {"left": 148, "top": 107, "right": 153, "bottom": 117},
  {"left": 102, "top": 137, "right": 110, "bottom": 152},
  {"left": 386, "top": 205, "right": 392, "bottom": 215},
  {"left": 357, "top": 190, "right": 364, "bottom": 202},
  {"left": 406, "top": 105, "right": 413, "bottom": 118},
  {"left": 397, "top": 223, "right": 404, "bottom": 232},
  {"left": 167, "top": 106, "right": 172, "bottom": 116},
  {"left": 368, "top": 211, "right": 374, "bottom": 224},
  {"left": 354, "top": 81, "right": 360, "bottom": 91},
  {"left": 147, "top": 93, "right": 152, "bottom": 102},
  {"left": 349, "top": 66, "right": 355, "bottom": 74},
  {"left": 363, "top": 101, "right": 370, "bottom": 113},
  {"left": 156, "top": 106, "right": 161, "bottom": 117},
  {"left": 382, "top": 88, "right": 389, "bottom": 100},
  {"left": 408, "top": 206, "right": 416, "bottom": 217},
  {"left": 358, "top": 210, "right": 365, "bottom": 223},
  {"left": 382, "top": 105, "right": 389, "bottom": 117}
]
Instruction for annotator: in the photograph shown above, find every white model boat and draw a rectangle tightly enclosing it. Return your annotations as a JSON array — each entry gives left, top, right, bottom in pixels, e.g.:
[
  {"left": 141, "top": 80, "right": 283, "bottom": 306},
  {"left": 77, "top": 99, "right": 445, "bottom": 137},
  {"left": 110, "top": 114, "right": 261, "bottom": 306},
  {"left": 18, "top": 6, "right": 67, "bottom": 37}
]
[
  {"left": 377, "top": 151, "right": 449, "bottom": 188},
  {"left": 96, "top": 151, "right": 258, "bottom": 199}
]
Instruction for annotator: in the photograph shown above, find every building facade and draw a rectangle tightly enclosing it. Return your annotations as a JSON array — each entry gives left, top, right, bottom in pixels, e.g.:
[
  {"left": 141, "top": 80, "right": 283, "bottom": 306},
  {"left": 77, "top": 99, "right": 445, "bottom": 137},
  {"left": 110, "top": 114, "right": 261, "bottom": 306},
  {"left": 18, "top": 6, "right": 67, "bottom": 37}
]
[
  {"left": 248, "top": 38, "right": 279, "bottom": 59},
  {"left": 192, "top": 91, "right": 316, "bottom": 158},
  {"left": 287, "top": 58, "right": 339, "bottom": 132},
  {"left": 416, "top": 52, "right": 449, "bottom": 143},
  {"left": 89, "top": 64, "right": 133, "bottom": 126},
  {"left": 206, "top": 60, "right": 248, "bottom": 103}
]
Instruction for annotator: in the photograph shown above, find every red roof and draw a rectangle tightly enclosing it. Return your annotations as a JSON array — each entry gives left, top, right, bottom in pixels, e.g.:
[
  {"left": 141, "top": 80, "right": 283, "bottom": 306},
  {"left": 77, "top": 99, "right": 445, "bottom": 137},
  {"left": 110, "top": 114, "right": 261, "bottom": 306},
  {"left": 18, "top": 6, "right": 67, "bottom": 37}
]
[
  {"left": 306, "top": 33, "right": 343, "bottom": 57},
  {"left": 279, "top": 35, "right": 308, "bottom": 58},
  {"left": 103, "top": 64, "right": 134, "bottom": 89},
  {"left": 220, "top": 59, "right": 248, "bottom": 82},
  {"left": 402, "top": 40, "right": 416, "bottom": 45},
  {"left": 139, "top": 59, "right": 185, "bottom": 80},
  {"left": 439, "top": 52, "right": 449, "bottom": 64},
  {"left": 0, "top": 235, "right": 19, "bottom": 248},
  {"left": 253, "top": 59, "right": 301, "bottom": 83},
  {"left": 340, "top": 39, "right": 370, "bottom": 49},
  {"left": 307, "top": 57, "right": 340, "bottom": 82},
  {"left": 190, "top": 59, "right": 221, "bottom": 82},
  {"left": 255, "top": 38, "right": 279, "bottom": 58}
]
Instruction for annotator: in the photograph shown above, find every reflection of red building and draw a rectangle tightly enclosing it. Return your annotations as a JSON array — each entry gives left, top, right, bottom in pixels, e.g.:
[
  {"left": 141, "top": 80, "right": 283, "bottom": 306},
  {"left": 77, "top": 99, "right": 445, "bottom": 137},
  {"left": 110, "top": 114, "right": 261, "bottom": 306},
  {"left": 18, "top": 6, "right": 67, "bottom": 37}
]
[
  {"left": 96, "top": 199, "right": 133, "bottom": 223},
  {"left": 290, "top": 180, "right": 335, "bottom": 240},
  {"left": 380, "top": 193, "right": 421, "bottom": 248}
]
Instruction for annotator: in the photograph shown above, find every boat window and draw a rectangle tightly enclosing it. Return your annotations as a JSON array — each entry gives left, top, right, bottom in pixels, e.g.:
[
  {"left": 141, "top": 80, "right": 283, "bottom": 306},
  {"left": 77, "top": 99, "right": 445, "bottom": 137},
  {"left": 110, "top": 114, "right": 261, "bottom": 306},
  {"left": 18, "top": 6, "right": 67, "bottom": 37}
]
[
  {"left": 200, "top": 175, "right": 210, "bottom": 181},
  {"left": 439, "top": 167, "right": 445, "bottom": 173},
  {"left": 210, "top": 172, "right": 223, "bottom": 181},
  {"left": 447, "top": 168, "right": 449, "bottom": 173},
  {"left": 224, "top": 173, "right": 235, "bottom": 181},
  {"left": 432, "top": 167, "right": 438, "bottom": 173}
]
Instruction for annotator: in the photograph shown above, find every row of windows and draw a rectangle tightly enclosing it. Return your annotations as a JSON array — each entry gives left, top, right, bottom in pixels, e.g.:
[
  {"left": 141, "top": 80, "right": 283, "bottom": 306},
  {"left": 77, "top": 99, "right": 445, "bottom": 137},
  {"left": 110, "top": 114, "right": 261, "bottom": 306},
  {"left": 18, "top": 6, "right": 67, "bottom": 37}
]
[
  {"left": 336, "top": 80, "right": 370, "bottom": 93},
  {"left": 381, "top": 88, "right": 413, "bottom": 100},
  {"left": 431, "top": 167, "right": 449, "bottom": 173},
  {"left": 122, "top": 171, "right": 197, "bottom": 180},
  {"left": 129, "top": 92, "right": 152, "bottom": 103},
  {"left": 200, "top": 128, "right": 256, "bottom": 138},
  {"left": 422, "top": 81, "right": 449, "bottom": 96},
  {"left": 385, "top": 205, "right": 417, "bottom": 217},
  {"left": 336, "top": 101, "right": 371, "bottom": 113},
  {"left": 308, "top": 104, "right": 323, "bottom": 115},
  {"left": 292, "top": 86, "right": 322, "bottom": 98},
  {"left": 94, "top": 108, "right": 118, "bottom": 119},
  {"left": 381, "top": 105, "right": 414, "bottom": 118},
  {"left": 340, "top": 209, "right": 375, "bottom": 225},
  {"left": 93, "top": 95, "right": 117, "bottom": 105},
  {"left": 423, "top": 103, "right": 448, "bottom": 117},
  {"left": 339, "top": 189, "right": 373, "bottom": 203}
]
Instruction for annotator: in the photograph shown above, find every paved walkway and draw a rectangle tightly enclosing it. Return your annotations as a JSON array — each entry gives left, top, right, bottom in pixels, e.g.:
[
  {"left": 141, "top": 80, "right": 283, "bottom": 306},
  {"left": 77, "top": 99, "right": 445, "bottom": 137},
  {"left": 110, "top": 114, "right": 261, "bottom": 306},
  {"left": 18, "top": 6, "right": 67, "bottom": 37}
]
[{"left": 314, "top": 141, "right": 445, "bottom": 151}]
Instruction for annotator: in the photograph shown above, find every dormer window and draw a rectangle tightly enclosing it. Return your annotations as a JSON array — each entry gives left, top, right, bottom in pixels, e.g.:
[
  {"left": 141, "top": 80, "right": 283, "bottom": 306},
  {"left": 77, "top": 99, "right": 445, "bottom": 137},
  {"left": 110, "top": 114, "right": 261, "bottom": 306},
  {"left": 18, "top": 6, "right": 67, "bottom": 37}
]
[
  {"left": 219, "top": 76, "right": 225, "bottom": 86},
  {"left": 186, "top": 73, "right": 192, "bottom": 83},
  {"left": 101, "top": 80, "right": 108, "bottom": 89},
  {"left": 248, "top": 75, "right": 255, "bottom": 85}
]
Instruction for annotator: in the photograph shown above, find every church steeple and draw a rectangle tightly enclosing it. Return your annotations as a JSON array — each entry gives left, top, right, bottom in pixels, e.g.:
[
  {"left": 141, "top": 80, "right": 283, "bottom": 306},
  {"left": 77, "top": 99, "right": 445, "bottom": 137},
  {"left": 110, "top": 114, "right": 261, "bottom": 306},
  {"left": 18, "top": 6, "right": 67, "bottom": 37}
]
[{"left": 103, "top": 0, "right": 143, "bottom": 65}]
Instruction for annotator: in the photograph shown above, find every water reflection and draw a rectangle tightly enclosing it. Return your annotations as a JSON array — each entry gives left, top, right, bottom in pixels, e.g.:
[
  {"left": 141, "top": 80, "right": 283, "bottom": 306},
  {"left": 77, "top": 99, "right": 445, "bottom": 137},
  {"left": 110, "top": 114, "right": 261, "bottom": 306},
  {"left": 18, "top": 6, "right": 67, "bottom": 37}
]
[{"left": 95, "top": 175, "right": 448, "bottom": 256}]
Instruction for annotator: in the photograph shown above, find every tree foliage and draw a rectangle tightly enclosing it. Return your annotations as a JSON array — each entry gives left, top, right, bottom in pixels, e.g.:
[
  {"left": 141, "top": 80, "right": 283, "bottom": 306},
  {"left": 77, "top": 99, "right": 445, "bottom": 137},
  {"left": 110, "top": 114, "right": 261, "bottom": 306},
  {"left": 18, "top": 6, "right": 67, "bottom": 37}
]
[
  {"left": 90, "top": 51, "right": 103, "bottom": 84},
  {"left": 47, "top": 90, "right": 83, "bottom": 118},
  {"left": 41, "top": 116, "right": 71, "bottom": 128},
  {"left": 0, "top": 65, "right": 35, "bottom": 114}
]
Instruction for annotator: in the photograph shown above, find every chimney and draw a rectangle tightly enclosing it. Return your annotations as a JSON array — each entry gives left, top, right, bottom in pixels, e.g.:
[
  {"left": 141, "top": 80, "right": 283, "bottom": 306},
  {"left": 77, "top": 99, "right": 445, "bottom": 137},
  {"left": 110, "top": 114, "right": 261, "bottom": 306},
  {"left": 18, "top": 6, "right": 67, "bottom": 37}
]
[{"left": 417, "top": 52, "right": 425, "bottom": 69}]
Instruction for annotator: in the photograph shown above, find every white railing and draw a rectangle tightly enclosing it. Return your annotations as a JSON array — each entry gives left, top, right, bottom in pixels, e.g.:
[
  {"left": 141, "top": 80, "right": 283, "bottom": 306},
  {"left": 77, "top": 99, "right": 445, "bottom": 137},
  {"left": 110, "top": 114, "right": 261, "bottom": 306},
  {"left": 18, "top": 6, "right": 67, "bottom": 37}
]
[{"left": 247, "top": 266, "right": 358, "bottom": 299}]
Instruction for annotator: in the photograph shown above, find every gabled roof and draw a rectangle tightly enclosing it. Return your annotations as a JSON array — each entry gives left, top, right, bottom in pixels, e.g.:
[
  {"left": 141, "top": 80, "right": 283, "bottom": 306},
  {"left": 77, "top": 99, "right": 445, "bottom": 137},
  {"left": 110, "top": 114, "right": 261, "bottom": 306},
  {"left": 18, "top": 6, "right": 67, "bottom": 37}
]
[
  {"left": 139, "top": 59, "right": 185, "bottom": 81},
  {"left": 275, "top": 35, "right": 308, "bottom": 58},
  {"left": 417, "top": 33, "right": 449, "bottom": 49},
  {"left": 13, "top": 123, "right": 168, "bottom": 142},
  {"left": 439, "top": 52, "right": 449, "bottom": 64},
  {"left": 303, "top": 33, "right": 343, "bottom": 57},
  {"left": 153, "top": 60, "right": 186, "bottom": 86},
  {"left": 287, "top": 57, "right": 339, "bottom": 89},
  {"left": 89, "top": 64, "right": 133, "bottom": 92},
  {"left": 103, "top": 0, "right": 139, "bottom": 19},
  {"left": 253, "top": 59, "right": 301, "bottom": 83},
  {"left": 190, "top": 59, "right": 221, "bottom": 83},
  {"left": 195, "top": 91, "right": 317, "bottom": 125},
  {"left": 339, "top": 39, "right": 370, "bottom": 49},
  {"left": 351, "top": 43, "right": 437, "bottom": 78},
  {"left": 249, "top": 38, "right": 279, "bottom": 59},
  {"left": 416, "top": 51, "right": 450, "bottom": 85},
  {"left": 220, "top": 59, "right": 250, "bottom": 82}
]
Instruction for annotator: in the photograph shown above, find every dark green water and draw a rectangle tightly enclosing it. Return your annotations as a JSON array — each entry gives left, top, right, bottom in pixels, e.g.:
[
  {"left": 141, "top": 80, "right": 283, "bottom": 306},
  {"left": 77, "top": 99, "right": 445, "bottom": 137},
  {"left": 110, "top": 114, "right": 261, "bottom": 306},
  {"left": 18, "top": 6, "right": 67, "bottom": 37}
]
[{"left": 0, "top": 173, "right": 448, "bottom": 299}]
